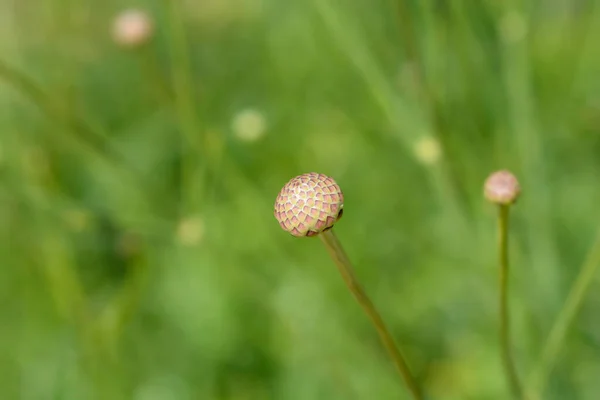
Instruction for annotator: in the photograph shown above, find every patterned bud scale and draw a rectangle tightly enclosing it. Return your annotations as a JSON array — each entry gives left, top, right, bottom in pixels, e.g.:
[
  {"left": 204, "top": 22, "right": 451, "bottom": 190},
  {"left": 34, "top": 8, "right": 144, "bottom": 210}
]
[{"left": 274, "top": 173, "right": 344, "bottom": 237}]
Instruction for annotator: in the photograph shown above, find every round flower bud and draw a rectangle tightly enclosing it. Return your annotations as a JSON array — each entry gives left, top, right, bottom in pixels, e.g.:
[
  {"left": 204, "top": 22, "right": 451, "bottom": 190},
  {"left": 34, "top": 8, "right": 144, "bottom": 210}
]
[
  {"left": 484, "top": 170, "right": 521, "bottom": 205},
  {"left": 112, "top": 9, "right": 154, "bottom": 48},
  {"left": 274, "top": 173, "right": 344, "bottom": 237}
]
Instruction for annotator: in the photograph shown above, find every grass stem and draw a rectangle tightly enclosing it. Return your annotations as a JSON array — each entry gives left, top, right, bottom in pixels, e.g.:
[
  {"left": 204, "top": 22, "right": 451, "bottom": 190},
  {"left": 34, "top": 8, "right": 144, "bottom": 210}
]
[
  {"left": 160, "top": 0, "right": 203, "bottom": 213},
  {"left": 527, "top": 226, "right": 600, "bottom": 398}
]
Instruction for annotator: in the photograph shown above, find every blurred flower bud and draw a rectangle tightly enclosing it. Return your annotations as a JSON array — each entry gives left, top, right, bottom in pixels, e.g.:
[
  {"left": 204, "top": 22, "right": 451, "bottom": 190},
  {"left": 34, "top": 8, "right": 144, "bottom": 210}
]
[
  {"left": 413, "top": 135, "right": 442, "bottom": 166},
  {"left": 176, "top": 215, "right": 205, "bottom": 246},
  {"left": 484, "top": 170, "right": 521, "bottom": 205},
  {"left": 112, "top": 9, "right": 154, "bottom": 48},
  {"left": 231, "top": 108, "right": 267, "bottom": 142}
]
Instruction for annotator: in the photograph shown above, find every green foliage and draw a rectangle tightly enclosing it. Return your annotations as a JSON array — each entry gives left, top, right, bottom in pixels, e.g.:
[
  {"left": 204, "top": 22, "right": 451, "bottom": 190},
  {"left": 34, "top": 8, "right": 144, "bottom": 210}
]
[{"left": 1, "top": 0, "right": 600, "bottom": 399}]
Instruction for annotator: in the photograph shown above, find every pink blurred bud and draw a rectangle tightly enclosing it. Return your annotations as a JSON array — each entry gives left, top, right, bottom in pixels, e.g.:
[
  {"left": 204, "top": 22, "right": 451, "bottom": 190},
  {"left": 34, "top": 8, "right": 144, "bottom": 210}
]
[{"left": 112, "top": 9, "right": 154, "bottom": 48}]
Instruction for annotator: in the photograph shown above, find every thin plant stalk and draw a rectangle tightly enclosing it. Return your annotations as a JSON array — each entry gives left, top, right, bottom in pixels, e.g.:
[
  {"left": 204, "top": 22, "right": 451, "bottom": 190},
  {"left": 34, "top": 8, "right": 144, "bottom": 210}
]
[
  {"left": 160, "top": 0, "right": 205, "bottom": 213},
  {"left": 497, "top": 204, "right": 524, "bottom": 399},
  {"left": 319, "top": 229, "right": 423, "bottom": 400},
  {"left": 527, "top": 226, "right": 600, "bottom": 398}
]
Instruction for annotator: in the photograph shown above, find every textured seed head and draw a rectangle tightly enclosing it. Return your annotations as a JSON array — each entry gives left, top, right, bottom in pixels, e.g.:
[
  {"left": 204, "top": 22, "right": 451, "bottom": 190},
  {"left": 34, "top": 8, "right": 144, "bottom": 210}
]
[
  {"left": 484, "top": 170, "right": 521, "bottom": 205},
  {"left": 274, "top": 173, "right": 344, "bottom": 237}
]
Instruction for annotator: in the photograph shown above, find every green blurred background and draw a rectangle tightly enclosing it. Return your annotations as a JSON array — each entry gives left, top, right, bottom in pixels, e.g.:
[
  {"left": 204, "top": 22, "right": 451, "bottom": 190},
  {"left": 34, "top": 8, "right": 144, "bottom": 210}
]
[{"left": 2, "top": 0, "right": 600, "bottom": 399}]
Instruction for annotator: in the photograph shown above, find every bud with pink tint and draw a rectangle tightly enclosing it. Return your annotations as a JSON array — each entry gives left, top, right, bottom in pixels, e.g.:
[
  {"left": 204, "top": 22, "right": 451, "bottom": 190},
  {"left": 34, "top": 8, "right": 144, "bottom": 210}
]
[
  {"left": 274, "top": 172, "right": 344, "bottom": 237},
  {"left": 484, "top": 169, "right": 521, "bottom": 205},
  {"left": 112, "top": 9, "right": 154, "bottom": 48}
]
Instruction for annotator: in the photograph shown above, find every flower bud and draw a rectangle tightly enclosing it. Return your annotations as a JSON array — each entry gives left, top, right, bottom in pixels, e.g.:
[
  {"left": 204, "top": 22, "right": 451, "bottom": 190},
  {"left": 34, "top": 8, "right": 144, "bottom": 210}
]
[
  {"left": 112, "top": 9, "right": 154, "bottom": 48},
  {"left": 484, "top": 170, "right": 521, "bottom": 205},
  {"left": 274, "top": 173, "right": 344, "bottom": 237}
]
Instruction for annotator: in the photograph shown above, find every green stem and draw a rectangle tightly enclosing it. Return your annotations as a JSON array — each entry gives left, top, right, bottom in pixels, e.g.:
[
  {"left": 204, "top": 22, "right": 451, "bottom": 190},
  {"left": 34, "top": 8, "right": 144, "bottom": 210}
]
[
  {"left": 527, "top": 226, "right": 600, "bottom": 398},
  {"left": 498, "top": 205, "right": 524, "bottom": 399},
  {"left": 319, "top": 229, "right": 423, "bottom": 400},
  {"left": 161, "top": 0, "right": 204, "bottom": 213}
]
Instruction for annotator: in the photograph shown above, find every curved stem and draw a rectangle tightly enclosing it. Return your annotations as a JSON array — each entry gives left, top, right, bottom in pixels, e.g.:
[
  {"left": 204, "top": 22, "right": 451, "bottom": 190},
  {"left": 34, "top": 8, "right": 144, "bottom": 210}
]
[
  {"left": 527, "top": 225, "right": 600, "bottom": 398},
  {"left": 498, "top": 205, "right": 524, "bottom": 399},
  {"left": 319, "top": 229, "right": 423, "bottom": 400}
]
